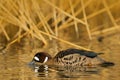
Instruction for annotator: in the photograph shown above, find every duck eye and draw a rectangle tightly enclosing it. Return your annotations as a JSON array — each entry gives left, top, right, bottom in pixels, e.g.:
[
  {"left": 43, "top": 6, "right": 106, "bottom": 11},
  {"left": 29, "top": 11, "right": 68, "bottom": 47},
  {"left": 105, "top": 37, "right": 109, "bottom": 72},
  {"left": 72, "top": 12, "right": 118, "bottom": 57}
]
[{"left": 34, "top": 56, "right": 40, "bottom": 61}]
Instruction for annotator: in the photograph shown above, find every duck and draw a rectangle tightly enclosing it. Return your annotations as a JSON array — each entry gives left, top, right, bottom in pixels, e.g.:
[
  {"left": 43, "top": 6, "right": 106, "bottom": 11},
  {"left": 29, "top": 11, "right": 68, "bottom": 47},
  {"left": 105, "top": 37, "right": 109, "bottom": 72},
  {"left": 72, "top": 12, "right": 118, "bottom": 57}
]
[{"left": 29, "top": 48, "right": 114, "bottom": 67}]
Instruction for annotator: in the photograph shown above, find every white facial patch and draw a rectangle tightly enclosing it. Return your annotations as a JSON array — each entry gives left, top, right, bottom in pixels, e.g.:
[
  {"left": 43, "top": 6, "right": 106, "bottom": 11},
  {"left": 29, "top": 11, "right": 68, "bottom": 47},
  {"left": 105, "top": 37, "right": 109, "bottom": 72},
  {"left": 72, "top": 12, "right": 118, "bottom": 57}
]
[
  {"left": 43, "top": 57, "right": 48, "bottom": 63},
  {"left": 34, "top": 56, "right": 40, "bottom": 61}
]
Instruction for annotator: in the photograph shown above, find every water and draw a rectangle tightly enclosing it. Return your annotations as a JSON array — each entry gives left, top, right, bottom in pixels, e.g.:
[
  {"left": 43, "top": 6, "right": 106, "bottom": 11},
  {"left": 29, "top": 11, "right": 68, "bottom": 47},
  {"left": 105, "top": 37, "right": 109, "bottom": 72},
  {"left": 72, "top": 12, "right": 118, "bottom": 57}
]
[
  {"left": 0, "top": 47, "right": 120, "bottom": 80},
  {"left": 0, "top": 33, "right": 120, "bottom": 80}
]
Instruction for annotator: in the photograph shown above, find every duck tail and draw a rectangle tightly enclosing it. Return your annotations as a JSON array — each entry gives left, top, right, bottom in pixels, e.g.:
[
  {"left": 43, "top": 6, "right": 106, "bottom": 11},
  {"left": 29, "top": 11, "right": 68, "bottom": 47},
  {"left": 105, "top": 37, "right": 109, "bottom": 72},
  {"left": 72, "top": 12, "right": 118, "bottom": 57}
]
[{"left": 100, "top": 61, "right": 115, "bottom": 67}]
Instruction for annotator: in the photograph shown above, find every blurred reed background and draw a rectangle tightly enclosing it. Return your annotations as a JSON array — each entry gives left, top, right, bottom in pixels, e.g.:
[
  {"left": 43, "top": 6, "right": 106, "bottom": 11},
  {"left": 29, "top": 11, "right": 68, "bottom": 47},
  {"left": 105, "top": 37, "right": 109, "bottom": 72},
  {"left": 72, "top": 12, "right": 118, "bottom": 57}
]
[{"left": 0, "top": 0, "right": 120, "bottom": 54}]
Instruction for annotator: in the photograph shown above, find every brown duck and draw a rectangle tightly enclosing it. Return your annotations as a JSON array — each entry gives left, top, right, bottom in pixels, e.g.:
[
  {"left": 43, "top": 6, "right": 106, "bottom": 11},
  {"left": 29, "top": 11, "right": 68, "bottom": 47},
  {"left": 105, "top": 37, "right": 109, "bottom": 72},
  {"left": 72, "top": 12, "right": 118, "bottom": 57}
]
[{"left": 30, "top": 48, "right": 114, "bottom": 67}]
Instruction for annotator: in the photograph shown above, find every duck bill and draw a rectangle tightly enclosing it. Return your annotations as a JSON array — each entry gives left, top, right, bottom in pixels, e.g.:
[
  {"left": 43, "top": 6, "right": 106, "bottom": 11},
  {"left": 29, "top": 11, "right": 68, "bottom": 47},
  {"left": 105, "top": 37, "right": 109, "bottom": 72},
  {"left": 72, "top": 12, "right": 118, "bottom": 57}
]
[{"left": 28, "top": 60, "right": 36, "bottom": 65}]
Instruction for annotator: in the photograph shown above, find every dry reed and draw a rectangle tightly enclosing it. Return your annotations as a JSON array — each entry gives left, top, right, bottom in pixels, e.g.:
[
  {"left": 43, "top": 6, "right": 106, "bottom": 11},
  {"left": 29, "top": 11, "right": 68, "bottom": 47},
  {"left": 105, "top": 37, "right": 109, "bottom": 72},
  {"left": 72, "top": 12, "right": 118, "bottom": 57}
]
[{"left": 0, "top": 0, "right": 120, "bottom": 52}]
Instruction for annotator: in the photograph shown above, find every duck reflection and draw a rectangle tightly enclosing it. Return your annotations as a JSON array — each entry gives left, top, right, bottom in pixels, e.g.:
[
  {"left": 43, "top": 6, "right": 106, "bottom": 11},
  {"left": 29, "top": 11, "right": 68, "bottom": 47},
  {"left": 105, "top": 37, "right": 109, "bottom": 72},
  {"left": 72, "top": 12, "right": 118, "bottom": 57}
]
[
  {"left": 55, "top": 66, "right": 100, "bottom": 78},
  {"left": 29, "top": 64, "right": 50, "bottom": 77},
  {"left": 29, "top": 63, "right": 100, "bottom": 78}
]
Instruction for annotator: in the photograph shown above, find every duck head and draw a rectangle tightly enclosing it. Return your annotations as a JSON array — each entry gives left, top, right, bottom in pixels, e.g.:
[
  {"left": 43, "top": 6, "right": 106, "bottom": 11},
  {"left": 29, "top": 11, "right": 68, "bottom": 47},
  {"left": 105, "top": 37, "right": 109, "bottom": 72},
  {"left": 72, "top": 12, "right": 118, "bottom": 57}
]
[{"left": 29, "top": 52, "right": 52, "bottom": 65}]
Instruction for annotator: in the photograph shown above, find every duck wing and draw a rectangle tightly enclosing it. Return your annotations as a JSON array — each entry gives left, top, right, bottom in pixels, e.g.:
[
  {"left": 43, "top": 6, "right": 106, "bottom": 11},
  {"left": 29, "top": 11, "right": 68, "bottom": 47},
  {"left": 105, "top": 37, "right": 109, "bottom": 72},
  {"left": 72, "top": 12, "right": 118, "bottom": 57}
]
[{"left": 54, "top": 48, "right": 97, "bottom": 58}]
